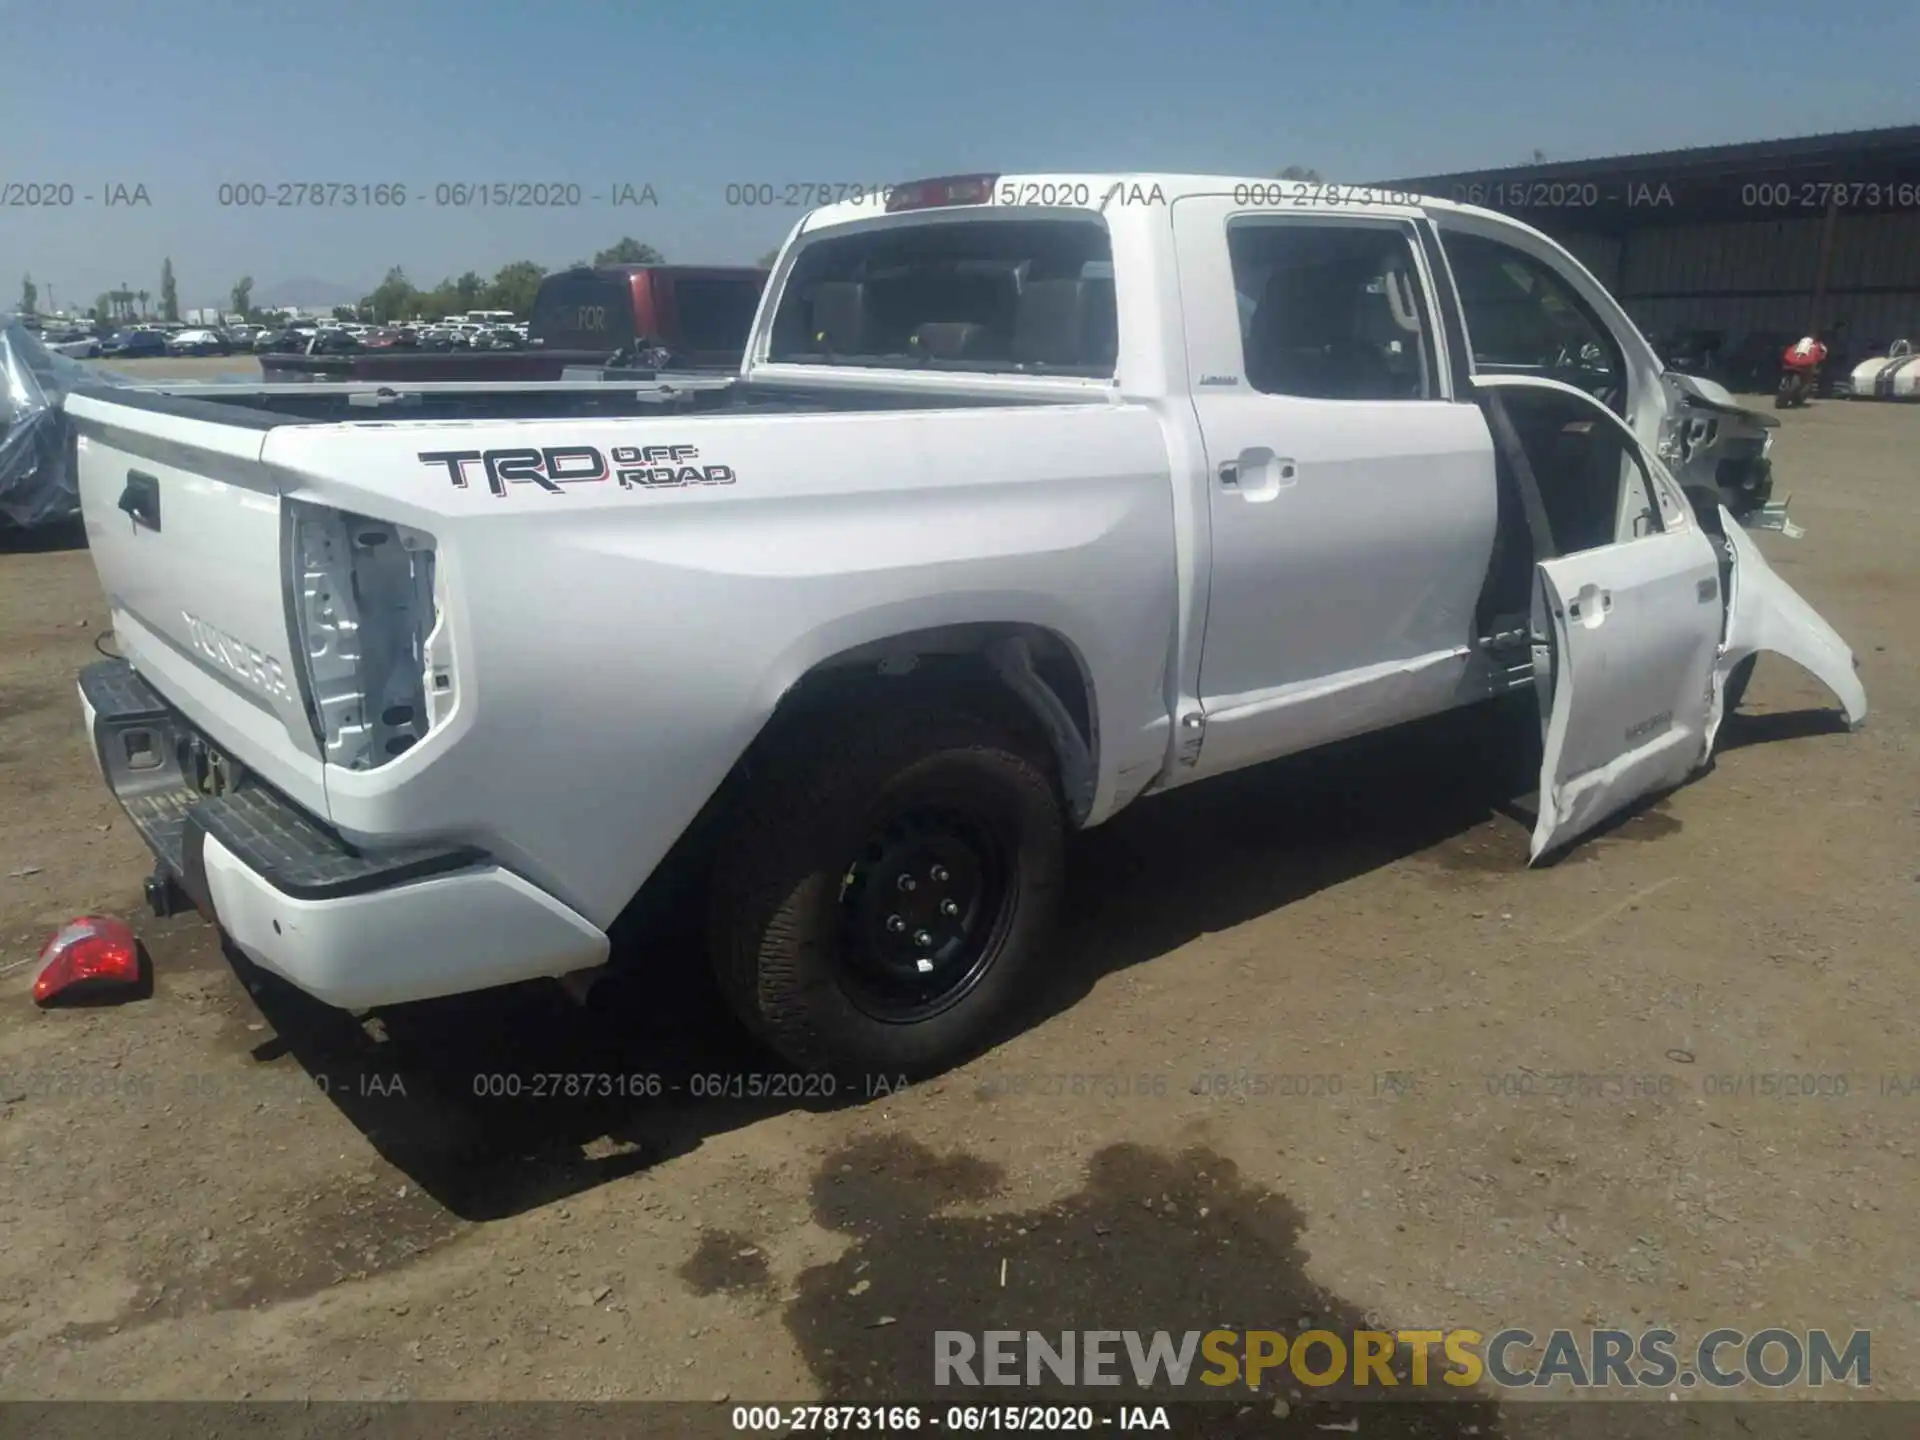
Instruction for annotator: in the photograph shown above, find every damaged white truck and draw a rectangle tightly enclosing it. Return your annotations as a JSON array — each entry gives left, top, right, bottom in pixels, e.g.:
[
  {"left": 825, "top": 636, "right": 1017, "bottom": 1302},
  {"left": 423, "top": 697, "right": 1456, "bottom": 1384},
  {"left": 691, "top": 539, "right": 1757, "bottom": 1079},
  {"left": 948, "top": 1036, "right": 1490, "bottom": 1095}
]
[{"left": 66, "top": 173, "right": 1867, "bottom": 1074}]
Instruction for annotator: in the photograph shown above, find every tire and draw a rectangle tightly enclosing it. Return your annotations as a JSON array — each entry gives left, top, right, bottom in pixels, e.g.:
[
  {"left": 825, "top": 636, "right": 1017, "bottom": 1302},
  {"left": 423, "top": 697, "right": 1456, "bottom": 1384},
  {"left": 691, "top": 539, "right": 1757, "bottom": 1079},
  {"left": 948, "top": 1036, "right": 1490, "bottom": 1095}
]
[{"left": 708, "top": 693, "right": 1064, "bottom": 1076}]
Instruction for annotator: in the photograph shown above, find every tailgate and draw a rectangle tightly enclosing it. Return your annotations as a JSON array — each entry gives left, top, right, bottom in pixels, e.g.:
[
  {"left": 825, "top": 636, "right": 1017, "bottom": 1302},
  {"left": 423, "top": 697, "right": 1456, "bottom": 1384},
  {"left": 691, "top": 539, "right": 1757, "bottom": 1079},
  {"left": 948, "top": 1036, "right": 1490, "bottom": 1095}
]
[{"left": 67, "top": 391, "right": 328, "bottom": 816}]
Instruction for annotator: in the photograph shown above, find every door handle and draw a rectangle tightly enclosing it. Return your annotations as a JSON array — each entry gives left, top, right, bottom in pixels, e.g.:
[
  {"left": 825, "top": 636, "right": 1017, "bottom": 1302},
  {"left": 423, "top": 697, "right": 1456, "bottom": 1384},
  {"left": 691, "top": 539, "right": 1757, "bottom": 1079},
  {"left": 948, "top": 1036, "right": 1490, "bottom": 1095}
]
[
  {"left": 1565, "top": 588, "right": 1611, "bottom": 626},
  {"left": 119, "top": 470, "right": 161, "bottom": 531},
  {"left": 1222, "top": 450, "right": 1296, "bottom": 503}
]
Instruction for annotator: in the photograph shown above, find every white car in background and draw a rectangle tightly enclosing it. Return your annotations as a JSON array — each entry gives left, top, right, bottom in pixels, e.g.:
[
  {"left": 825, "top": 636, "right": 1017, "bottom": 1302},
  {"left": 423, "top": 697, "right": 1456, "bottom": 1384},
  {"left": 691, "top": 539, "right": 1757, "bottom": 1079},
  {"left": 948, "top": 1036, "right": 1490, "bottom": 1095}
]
[
  {"left": 165, "top": 328, "right": 231, "bottom": 356},
  {"left": 47, "top": 331, "right": 102, "bottom": 358},
  {"left": 1841, "top": 339, "right": 1920, "bottom": 399}
]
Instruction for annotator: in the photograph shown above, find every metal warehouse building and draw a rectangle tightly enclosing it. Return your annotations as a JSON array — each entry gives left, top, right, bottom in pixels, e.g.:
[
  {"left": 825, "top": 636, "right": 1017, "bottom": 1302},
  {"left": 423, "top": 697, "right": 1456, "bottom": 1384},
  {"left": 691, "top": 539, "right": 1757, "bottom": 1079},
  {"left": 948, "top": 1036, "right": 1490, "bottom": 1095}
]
[{"left": 1376, "top": 125, "right": 1920, "bottom": 382}]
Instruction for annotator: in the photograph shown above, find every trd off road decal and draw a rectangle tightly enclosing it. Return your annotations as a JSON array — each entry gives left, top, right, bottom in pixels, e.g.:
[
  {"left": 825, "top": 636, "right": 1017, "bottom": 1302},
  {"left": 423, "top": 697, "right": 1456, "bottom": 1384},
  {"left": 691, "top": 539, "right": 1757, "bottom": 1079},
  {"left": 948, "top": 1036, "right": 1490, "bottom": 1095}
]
[{"left": 417, "top": 444, "right": 736, "bottom": 497}]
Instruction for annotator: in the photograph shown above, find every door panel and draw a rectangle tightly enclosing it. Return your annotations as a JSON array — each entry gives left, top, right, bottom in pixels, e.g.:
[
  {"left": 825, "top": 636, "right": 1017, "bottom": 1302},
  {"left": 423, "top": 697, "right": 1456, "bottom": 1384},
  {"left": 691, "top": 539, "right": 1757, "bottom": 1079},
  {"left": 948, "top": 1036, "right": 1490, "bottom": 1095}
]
[
  {"left": 1530, "top": 503, "right": 1721, "bottom": 861},
  {"left": 1195, "top": 396, "right": 1497, "bottom": 709},
  {"left": 1170, "top": 198, "right": 1498, "bottom": 779}
]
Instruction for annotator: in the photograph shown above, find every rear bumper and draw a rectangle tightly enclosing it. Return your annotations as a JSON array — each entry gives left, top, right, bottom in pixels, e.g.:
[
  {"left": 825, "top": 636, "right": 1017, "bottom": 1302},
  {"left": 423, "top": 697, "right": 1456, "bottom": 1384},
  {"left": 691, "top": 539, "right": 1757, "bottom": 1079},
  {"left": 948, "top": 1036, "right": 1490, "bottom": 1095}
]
[{"left": 79, "top": 659, "right": 608, "bottom": 1009}]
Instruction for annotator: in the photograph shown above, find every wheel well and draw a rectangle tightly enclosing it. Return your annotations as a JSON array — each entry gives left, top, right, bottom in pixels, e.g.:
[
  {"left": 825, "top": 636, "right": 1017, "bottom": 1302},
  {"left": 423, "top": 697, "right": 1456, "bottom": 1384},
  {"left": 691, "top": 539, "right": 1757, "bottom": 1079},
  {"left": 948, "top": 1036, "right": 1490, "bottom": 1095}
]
[{"left": 605, "top": 622, "right": 1096, "bottom": 957}]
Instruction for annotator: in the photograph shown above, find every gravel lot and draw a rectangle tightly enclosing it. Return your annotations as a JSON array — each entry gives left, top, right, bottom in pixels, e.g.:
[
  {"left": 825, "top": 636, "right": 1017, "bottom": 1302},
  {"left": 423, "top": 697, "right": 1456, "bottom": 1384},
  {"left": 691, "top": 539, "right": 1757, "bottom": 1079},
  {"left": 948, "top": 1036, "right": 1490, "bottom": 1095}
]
[{"left": 0, "top": 394, "right": 1914, "bottom": 1427}]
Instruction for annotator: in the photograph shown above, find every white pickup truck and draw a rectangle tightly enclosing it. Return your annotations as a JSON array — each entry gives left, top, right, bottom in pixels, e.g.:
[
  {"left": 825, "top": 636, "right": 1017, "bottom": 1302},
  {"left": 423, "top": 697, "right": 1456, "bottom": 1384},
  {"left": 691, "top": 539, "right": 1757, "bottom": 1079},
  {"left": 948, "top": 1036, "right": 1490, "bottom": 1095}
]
[{"left": 66, "top": 172, "right": 1867, "bottom": 1075}]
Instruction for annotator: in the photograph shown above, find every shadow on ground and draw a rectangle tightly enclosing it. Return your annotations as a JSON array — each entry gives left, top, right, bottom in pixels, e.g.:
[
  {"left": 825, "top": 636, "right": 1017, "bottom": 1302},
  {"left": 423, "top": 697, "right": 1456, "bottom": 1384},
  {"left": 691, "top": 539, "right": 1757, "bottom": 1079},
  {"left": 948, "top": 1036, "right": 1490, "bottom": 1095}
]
[
  {"left": 0, "top": 516, "right": 86, "bottom": 553},
  {"left": 226, "top": 689, "right": 1851, "bottom": 1225},
  {"left": 1715, "top": 706, "right": 1853, "bottom": 752}
]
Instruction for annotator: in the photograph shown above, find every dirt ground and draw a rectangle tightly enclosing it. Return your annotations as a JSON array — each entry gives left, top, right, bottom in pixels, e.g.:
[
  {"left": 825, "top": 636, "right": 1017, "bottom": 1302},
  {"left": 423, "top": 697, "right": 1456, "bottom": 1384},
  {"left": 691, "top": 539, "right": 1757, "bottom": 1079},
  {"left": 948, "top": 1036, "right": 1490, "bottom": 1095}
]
[{"left": 0, "top": 393, "right": 1915, "bottom": 1429}]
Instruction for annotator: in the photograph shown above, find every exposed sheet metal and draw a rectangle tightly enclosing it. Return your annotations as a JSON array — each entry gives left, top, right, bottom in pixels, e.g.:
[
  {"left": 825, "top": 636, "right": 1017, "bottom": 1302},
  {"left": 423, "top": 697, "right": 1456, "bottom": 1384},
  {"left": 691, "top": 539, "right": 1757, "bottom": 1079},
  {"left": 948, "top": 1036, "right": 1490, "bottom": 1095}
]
[{"left": 1705, "top": 508, "right": 1868, "bottom": 754}]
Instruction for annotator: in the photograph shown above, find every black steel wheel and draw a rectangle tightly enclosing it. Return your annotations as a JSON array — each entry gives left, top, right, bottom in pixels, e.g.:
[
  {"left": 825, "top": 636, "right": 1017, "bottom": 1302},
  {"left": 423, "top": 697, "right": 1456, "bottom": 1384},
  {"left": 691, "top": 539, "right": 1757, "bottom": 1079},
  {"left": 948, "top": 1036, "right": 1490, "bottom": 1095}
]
[
  {"left": 709, "top": 691, "right": 1063, "bottom": 1075},
  {"left": 833, "top": 805, "right": 1016, "bottom": 1024}
]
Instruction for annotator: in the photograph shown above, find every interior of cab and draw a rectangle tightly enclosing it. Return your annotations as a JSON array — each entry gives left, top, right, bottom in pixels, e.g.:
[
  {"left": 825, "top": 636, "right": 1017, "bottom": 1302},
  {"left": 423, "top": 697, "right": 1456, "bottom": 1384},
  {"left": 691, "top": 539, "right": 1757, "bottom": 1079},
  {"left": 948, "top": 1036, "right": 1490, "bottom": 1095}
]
[
  {"left": 1229, "top": 222, "right": 1436, "bottom": 400},
  {"left": 1473, "top": 384, "right": 1669, "bottom": 641},
  {"left": 1441, "top": 230, "right": 1627, "bottom": 414}
]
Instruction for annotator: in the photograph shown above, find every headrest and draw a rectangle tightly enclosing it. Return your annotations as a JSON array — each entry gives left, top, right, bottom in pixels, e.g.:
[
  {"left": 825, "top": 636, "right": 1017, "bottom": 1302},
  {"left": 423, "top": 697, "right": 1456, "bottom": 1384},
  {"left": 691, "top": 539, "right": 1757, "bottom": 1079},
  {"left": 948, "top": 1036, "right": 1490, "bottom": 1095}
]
[
  {"left": 1013, "top": 278, "right": 1117, "bottom": 368},
  {"left": 810, "top": 281, "right": 868, "bottom": 354},
  {"left": 910, "top": 322, "right": 991, "bottom": 359}
]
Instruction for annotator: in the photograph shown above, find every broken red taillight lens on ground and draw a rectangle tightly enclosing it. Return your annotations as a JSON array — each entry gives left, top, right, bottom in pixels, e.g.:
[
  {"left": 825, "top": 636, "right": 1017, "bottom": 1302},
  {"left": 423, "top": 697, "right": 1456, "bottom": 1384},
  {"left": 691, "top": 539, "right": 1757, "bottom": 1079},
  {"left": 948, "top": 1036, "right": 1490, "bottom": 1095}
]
[{"left": 32, "top": 915, "right": 143, "bottom": 1005}]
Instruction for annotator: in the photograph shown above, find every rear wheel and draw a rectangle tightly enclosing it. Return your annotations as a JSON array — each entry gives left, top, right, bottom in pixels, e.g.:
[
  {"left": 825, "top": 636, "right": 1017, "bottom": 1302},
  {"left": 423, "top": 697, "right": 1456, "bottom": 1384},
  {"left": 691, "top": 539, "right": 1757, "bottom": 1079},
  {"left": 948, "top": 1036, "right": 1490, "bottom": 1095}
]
[{"left": 708, "top": 695, "right": 1064, "bottom": 1075}]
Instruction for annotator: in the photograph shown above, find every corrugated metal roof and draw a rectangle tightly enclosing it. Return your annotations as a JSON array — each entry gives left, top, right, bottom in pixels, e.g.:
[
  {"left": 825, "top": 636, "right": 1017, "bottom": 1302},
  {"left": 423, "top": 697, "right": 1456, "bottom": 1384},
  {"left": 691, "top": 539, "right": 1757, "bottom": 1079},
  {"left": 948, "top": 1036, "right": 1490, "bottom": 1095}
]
[{"left": 1375, "top": 124, "right": 1920, "bottom": 190}]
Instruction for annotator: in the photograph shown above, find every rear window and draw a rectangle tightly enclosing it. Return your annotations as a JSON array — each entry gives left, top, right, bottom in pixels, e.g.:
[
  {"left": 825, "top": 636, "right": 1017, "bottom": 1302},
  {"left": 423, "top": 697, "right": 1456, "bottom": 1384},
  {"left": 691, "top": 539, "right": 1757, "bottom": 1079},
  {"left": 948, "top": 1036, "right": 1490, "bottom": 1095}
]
[
  {"left": 530, "top": 270, "right": 637, "bottom": 351},
  {"left": 670, "top": 277, "right": 765, "bottom": 355},
  {"left": 767, "top": 217, "right": 1117, "bottom": 375}
]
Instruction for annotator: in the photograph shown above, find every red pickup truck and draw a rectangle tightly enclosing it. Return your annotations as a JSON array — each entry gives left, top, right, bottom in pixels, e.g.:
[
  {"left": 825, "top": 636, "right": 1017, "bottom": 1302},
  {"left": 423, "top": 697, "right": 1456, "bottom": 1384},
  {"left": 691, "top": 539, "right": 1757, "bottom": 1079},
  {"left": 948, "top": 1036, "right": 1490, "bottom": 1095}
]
[{"left": 258, "top": 265, "right": 768, "bottom": 381}]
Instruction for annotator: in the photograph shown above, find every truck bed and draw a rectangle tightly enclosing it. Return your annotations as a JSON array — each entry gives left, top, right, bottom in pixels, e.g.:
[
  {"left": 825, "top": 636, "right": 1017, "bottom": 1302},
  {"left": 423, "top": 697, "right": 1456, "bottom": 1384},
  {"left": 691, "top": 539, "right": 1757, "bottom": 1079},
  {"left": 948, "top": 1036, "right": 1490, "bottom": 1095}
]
[
  {"left": 72, "top": 376, "right": 1078, "bottom": 427},
  {"left": 256, "top": 348, "right": 622, "bottom": 384}
]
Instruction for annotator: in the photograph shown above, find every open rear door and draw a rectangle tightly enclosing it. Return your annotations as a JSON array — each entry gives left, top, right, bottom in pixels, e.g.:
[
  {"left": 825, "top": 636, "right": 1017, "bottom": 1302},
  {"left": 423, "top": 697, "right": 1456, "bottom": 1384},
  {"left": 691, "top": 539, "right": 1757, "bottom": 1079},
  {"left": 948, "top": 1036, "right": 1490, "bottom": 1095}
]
[{"left": 1474, "top": 376, "right": 1724, "bottom": 862}]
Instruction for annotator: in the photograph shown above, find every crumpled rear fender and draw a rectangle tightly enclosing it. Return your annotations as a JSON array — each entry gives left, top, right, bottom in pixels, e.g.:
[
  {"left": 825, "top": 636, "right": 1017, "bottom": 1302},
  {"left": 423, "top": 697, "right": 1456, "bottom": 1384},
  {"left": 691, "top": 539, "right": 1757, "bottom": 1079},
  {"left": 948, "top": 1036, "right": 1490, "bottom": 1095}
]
[{"left": 1705, "top": 505, "right": 1867, "bottom": 752}]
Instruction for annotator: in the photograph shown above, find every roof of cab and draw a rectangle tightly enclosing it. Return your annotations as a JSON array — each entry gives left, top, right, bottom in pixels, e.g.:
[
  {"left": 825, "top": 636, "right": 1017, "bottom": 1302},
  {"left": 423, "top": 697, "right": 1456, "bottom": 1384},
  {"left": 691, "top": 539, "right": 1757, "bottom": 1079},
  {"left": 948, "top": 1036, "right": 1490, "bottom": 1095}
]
[{"left": 795, "top": 173, "right": 1442, "bottom": 233}]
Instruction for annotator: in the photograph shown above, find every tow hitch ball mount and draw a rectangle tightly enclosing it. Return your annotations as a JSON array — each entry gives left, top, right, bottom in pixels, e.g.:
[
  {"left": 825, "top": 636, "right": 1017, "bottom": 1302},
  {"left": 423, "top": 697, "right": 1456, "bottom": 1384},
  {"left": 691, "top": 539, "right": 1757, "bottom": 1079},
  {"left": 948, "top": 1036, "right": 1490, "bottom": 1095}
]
[{"left": 144, "top": 864, "right": 192, "bottom": 920}]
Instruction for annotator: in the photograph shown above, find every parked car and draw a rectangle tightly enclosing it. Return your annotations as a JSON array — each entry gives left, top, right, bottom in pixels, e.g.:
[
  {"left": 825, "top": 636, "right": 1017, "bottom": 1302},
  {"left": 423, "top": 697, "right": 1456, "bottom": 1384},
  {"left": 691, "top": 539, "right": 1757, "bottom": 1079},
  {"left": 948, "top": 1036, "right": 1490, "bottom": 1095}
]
[
  {"left": 98, "top": 330, "right": 168, "bottom": 358},
  {"left": 47, "top": 332, "right": 102, "bottom": 359},
  {"left": 64, "top": 172, "right": 1866, "bottom": 1076},
  {"left": 165, "top": 328, "right": 231, "bottom": 357},
  {"left": 252, "top": 328, "right": 303, "bottom": 354}
]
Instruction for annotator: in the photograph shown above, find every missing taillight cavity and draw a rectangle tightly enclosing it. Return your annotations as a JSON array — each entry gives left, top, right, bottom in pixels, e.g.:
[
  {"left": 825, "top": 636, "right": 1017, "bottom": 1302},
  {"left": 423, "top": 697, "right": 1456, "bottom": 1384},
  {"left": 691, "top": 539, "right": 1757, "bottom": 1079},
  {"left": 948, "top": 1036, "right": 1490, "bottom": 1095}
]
[{"left": 288, "top": 502, "right": 444, "bottom": 771}]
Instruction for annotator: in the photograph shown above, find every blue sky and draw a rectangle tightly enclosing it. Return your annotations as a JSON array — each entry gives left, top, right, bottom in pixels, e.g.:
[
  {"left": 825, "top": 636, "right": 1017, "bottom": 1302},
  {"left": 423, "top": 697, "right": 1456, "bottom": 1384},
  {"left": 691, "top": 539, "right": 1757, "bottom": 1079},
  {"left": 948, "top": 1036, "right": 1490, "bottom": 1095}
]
[{"left": 2, "top": 0, "right": 1913, "bottom": 311}]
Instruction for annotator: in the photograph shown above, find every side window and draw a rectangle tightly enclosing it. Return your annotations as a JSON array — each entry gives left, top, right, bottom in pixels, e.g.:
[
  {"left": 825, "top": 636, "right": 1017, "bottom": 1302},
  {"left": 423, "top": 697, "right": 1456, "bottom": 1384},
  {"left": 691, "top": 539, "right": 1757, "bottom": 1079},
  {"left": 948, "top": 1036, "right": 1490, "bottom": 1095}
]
[
  {"left": 1439, "top": 230, "right": 1625, "bottom": 411},
  {"left": 1228, "top": 222, "right": 1438, "bottom": 401}
]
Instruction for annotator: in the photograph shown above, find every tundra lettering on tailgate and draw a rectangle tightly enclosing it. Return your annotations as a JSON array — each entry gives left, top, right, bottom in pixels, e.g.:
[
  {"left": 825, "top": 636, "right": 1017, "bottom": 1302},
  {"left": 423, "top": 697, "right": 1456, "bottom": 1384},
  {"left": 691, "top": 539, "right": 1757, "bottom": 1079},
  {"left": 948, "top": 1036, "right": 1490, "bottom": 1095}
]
[
  {"left": 184, "top": 612, "right": 294, "bottom": 703},
  {"left": 418, "top": 445, "right": 736, "bottom": 497}
]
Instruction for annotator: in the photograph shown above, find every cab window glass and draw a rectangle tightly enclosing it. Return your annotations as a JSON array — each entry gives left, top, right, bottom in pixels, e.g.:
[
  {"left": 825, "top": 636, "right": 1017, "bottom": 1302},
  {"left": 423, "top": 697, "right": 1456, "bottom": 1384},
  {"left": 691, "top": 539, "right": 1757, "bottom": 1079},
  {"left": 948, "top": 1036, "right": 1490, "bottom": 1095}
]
[{"left": 1441, "top": 230, "right": 1625, "bottom": 413}]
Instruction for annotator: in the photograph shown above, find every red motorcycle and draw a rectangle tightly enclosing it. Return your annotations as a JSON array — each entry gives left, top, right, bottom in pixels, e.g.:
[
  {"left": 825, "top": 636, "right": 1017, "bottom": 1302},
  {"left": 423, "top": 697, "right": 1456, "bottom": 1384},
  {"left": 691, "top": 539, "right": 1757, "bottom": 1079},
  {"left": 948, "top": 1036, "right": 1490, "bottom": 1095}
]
[{"left": 1776, "top": 336, "right": 1827, "bottom": 408}]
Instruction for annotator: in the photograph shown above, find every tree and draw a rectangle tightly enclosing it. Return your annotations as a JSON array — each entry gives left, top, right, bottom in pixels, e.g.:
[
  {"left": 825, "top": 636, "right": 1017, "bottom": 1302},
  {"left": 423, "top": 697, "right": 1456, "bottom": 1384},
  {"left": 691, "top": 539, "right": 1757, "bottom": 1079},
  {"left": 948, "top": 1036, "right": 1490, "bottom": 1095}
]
[
  {"left": 1529, "top": 148, "right": 1548, "bottom": 164},
  {"left": 483, "top": 260, "right": 546, "bottom": 317},
  {"left": 453, "top": 270, "right": 485, "bottom": 308},
  {"left": 362, "top": 265, "right": 417, "bottom": 323},
  {"left": 159, "top": 259, "right": 179, "bottom": 322},
  {"left": 93, "top": 292, "right": 111, "bottom": 325},
  {"left": 1276, "top": 165, "right": 1323, "bottom": 182},
  {"left": 18, "top": 274, "right": 36, "bottom": 315},
  {"left": 332, "top": 306, "right": 358, "bottom": 321},
  {"left": 230, "top": 275, "right": 254, "bottom": 318},
  {"left": 755, "top": 248, "right": 780, "bottom": 268},
  {"left": 592, "top": 237, "right": 663, "bottom": 266},
  {"left": 136, "top": 289, "right": 150, "bottom": 318}
]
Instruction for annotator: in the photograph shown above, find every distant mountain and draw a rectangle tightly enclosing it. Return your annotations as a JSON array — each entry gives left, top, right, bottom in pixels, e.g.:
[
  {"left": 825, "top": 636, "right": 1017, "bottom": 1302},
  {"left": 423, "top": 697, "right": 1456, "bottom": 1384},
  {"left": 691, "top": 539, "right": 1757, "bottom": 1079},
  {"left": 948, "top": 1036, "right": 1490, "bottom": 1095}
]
[{"left": 253, "top": 276, "right": 366, "bottom": 309}]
